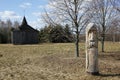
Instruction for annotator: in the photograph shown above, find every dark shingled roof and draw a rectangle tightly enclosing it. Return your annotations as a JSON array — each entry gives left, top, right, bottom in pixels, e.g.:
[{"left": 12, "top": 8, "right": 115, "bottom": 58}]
[{"left": 18, "top": 16, "right": 38, "bottom": 32}]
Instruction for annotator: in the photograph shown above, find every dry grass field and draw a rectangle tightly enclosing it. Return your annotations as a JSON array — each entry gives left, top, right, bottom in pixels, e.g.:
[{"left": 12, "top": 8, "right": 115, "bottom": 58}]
[{"left": 0, "top": 42, "right": 120, "bottom": 80}]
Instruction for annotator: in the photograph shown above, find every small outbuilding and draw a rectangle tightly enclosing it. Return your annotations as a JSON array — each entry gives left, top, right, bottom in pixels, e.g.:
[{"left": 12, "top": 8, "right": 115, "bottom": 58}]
[{"left": 11, "top": 16, "right": 39, "bottom": 44}]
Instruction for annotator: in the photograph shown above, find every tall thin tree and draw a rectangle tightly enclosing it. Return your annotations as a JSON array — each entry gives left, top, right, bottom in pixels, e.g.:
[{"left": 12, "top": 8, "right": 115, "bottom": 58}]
[
  {"left": 42, "top": 0, "right": 90, "bottom": 57},
  {"left": 88, "top": 0, "right": 119, "bottom": 52}
]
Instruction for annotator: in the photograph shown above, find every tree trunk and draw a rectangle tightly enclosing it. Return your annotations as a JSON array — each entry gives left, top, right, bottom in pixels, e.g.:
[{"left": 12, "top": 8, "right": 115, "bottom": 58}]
[
  {"left": 113, "top": 33, "right": 115, "bottom": 42},
  {"left": 101, "top": 32, "right": 105, "bottom": 52},
  {"left": 75, "top": 26, "right": 79, "bottom": 57}
]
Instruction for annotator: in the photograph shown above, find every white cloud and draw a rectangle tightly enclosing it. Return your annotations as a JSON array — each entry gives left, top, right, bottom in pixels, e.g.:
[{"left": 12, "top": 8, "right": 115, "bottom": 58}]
[
  {"left": 45, "top": 2, "right": 57, "bottom": 10},
  {"left": 85, "top": 0, "right": 92, "bottom": 1},
  {"left": 0, "top": 11, "right": 21, "bottom": 20},
  {"left": 32, "top": 12, "right": 41, "bottom": 17},
  {"left": 37, "top": 2, "right": 56, "bottom": 11},
  {"left": 20, "top": 2, "right": 32, "bottom": 9},
  {"left": 29, "top": 18, "right": 45, "bottom": 29},
  {"left": 38, "top": 5, "right": 45, "bottom": 9}
]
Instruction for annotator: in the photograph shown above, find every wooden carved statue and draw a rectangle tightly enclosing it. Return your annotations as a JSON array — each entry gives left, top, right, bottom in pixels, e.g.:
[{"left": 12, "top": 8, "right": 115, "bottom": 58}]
[{"left": 86, "top": 23, "right": 99, "bottom": 75}]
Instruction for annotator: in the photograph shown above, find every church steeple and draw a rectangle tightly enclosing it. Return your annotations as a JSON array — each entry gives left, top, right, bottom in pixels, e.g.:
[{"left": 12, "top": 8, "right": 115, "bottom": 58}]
[
  {"left": 22, "top": 16, "right": 28, "bottom": 25},
  {"left": 19, "top": 16, "right": 38, "bottom": 32}
]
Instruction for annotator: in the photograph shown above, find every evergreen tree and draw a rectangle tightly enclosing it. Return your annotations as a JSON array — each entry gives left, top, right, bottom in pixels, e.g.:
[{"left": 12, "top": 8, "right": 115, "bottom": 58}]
[
  {"left": 64, "top": 24, "right": 74, "bottom": 42},
  {"left": 39, "top": 24, "right": 74, "bottom": 43}
]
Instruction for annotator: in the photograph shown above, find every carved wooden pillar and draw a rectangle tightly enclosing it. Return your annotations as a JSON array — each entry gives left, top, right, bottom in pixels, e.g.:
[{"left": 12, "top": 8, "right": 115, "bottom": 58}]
[{"left": 86, "top": 23, "right": 99, "bottom": 75}]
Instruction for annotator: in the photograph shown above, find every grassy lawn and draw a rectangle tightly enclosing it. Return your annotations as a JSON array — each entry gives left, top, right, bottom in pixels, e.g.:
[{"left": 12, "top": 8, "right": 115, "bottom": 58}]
[{"left": 0, "top": 42, "right": 120, "bottom": 80}]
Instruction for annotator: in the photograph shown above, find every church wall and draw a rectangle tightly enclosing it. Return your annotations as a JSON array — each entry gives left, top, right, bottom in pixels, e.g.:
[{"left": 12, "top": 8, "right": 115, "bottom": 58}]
[{"left": 12, "top": 31, "right": 39, "bottom": 44}]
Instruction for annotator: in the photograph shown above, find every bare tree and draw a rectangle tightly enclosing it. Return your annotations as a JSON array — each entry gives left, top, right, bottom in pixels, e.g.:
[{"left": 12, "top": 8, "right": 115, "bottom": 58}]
[
  {"left": 88, "top": 0, "right": 119, "bottom": 52},
  {"left": 6, "top": 20, "right": 13, "bottom": 43},
  {"left": 42, "top": 0, "right": 90, "bottom": 57},
  {"left": 0, "top": 20, "right": 13, "bottom": 43},
  {"left": 110, "top": 0, "right": 120, "bottom": 12},
  {"left": 110, "top": 19, "right": 120, "bottom": 42},
  {"left": 13, "top": 21, "right": 19, "bottom": 28}
]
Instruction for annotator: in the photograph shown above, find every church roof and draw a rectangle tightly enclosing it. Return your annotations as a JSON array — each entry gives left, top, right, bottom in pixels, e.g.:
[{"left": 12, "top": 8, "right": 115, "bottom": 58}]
[
  {"left": 22, "top": 16, "right": 28, "bottom": 25},
  {"left": 18, "top": 16, "right": 38, "bottom": 32}
]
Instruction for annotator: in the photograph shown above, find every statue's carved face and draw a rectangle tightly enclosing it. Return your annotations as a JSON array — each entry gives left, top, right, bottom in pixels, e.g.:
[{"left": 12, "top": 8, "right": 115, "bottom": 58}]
[
  {"left": 88, "top": 30, "right": 97, "bottom": 48},
  {"left": 88, "top": 30, "right": 96, "bottom": 41}
]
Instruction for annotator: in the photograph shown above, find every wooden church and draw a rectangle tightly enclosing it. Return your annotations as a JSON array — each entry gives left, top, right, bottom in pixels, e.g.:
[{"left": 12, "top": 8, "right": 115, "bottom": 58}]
[{"left": 11, "top": 16, "right": 39, "bottom": 44}]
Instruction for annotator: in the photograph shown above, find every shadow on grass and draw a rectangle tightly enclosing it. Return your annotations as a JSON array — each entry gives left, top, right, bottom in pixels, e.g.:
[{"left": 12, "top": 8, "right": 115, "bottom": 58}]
[
  {"left": 99, "top": 51, "right": 120, "bottom": 60},
  {"left": 98, "top": 73, "right": 120, "bottom": 77}
]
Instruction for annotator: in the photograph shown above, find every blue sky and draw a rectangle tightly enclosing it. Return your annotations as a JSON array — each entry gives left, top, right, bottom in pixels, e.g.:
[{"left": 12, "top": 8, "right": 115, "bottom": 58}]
[{"left": 0, "top": 0, "right": 49, "bottom": 29}]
